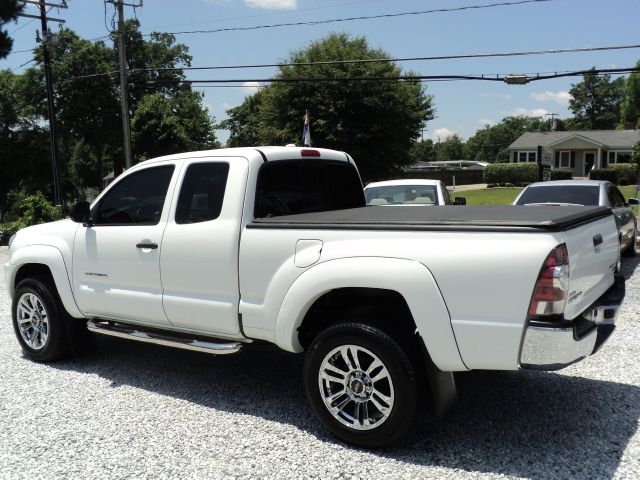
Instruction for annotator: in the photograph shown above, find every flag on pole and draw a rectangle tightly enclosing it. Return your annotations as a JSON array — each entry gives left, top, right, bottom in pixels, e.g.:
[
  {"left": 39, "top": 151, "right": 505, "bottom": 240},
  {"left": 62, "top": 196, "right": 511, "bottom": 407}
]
[{"left": 302, "top": 110, "right": 311, "bottom": 147}]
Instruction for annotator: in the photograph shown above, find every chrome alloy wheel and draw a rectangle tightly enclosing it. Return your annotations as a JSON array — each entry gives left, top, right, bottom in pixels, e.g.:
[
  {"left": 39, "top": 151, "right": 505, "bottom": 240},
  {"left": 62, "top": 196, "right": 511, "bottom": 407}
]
[
  {"left": 318, "top": 345, "right": 395, "bottom": 431},
  {"left": 16, "top": 292, "right": 50, "bottom": 350}
]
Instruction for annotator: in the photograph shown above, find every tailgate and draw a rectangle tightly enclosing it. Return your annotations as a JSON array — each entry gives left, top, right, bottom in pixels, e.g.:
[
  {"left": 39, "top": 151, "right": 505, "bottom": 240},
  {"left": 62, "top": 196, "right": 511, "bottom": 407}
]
[{"left": 563, "top": 213, "right": 619, "bottom": 320}]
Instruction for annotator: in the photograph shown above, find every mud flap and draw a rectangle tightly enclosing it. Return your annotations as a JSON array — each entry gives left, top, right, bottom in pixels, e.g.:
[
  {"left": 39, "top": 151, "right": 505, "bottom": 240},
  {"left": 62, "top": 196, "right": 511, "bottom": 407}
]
[{"left": 420, "top": 338, "right": 458, "bottom": 417}]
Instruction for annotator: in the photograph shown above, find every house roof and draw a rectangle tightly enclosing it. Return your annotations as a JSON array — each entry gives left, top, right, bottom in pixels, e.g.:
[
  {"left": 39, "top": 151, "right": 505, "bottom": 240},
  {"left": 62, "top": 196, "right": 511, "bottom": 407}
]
[{"left": 509, "top": 130, "right": 640, "bottom": 149}]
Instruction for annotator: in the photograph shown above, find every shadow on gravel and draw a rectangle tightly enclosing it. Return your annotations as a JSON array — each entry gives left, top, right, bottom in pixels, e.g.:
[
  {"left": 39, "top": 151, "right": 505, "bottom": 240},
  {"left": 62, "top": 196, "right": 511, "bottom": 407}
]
[
  {"left": 620, "top": 254, "right": 640, "bottom": 279},
  {"left": 50, "top": 335, "right": 639, "bottom": 479}
]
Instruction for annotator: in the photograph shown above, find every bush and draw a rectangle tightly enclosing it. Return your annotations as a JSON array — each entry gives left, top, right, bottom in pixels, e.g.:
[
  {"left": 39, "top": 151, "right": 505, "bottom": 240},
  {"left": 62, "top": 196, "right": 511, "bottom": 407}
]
[
  {"left": 551, "top": 169, "right": 573, "bottom": 181},
  {"left": 483, "top": 163, "right": 538, "bottom": 185},
  {"left": 0, "top": 190, "right": 64, "bottom": 245},
  {"left": 609, "top": 163, "right": 637, "bottom": 185},
  {"left": 590, "top": 165, "right": 637, "bottom": 185}
]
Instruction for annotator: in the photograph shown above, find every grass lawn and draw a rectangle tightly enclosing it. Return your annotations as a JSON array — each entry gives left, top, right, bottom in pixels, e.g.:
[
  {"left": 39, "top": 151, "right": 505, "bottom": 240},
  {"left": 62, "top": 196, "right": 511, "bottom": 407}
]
[
  {"left": 453, "top": 187, "right": 523, "bottom": 205},
  {"left": 454, "top": 185, "right": 640, "bottom": 206}
]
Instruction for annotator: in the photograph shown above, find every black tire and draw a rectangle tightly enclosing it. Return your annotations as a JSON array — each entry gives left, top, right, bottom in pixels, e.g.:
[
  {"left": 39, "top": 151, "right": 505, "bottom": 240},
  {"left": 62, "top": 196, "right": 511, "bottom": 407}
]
[
  {"left": 11, "top": 277, "right": 72, "bottom": 362},
  {"left": 304, "top": 322, "right": 418, "bottom": 448}
]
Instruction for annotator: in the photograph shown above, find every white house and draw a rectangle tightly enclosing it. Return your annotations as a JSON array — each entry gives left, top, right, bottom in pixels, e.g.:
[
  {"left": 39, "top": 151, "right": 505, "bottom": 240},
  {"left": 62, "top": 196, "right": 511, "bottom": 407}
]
[{"left": 508, "top": 130, "right": 639, "bottom": 177}]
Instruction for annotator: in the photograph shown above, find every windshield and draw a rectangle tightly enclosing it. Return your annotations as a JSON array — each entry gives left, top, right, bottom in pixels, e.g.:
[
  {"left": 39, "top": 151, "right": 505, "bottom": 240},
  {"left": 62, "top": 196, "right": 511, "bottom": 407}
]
[
  {"left": 515, "top": 185, "right": 600, "bottom": 206},
  {"left": 365, "top": 185, "right": 438, "bottom": 205}
]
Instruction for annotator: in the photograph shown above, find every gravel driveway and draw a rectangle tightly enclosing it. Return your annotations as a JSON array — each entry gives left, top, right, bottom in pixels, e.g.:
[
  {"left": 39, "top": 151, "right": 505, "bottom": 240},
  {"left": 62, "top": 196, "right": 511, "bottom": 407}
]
[{"left": 1, "top": 245, "right": 639, "bottom": 479}]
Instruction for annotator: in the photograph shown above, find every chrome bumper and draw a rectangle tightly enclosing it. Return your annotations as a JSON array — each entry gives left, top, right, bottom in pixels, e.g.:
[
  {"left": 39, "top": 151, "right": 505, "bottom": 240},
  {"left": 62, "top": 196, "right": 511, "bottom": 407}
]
[{"left": 519, "top": 274, "right": 625, "bottom": 371}]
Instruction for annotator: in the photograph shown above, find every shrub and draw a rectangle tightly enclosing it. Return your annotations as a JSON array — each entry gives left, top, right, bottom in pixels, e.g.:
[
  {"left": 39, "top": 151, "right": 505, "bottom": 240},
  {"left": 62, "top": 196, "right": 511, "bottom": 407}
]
[
  {"left": 483, "top": 163, "right": 538, "bottom": 185},
  {"left": 609, "top": 163, "right": 637, "bottom": 185},
  {"left": 0, "top": 190, "right": 64, "bottom": 245},
  {"left": 551, "top": 169, "right": 573, "bottom": 181},
  {"left": 590, "top": 165, "right": 637, "bottom": 185}
]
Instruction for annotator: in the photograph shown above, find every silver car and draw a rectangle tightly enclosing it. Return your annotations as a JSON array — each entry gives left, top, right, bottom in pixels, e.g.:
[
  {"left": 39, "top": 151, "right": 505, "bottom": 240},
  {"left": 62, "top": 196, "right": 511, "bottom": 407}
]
[{"left": 514, "top": 180, "right": 639, "bottom": 256}]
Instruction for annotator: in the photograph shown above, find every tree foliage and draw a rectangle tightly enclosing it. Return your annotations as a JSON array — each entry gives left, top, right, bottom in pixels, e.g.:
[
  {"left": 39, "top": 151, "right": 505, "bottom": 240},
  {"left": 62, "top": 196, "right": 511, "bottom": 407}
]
[
  {"left": 620, "top": 61, "right": 640, "bottom": 128},
  {"left": 568, "top": 69, "right": 625, "bottom": 130},
  {"left": 439, "top": 134, "right": 465, "bottom": 161},
  {"left": 0, "top": 23, "right": 218, "bottom": 210},
  {"left": 131, "top": 91, "right": 219, "bottom": 161},
  {"left": 408, "top": 139, "right": 435, "bottom": 163},
  {"left": 0, "top": 0, "right": 23, "bottom": 58},
  {"left": 464, "top": 116, "right": 548, "bottom": 163},
  {"left": 225, "top": 33, "right": 435, "bottom": 180}
]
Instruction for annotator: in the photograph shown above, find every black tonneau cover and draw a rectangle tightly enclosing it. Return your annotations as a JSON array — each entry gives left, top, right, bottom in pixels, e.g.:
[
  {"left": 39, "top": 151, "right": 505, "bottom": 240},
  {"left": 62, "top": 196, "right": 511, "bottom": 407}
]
[{"left": 249, "top": 205, "right": 612, "bottom": 232}]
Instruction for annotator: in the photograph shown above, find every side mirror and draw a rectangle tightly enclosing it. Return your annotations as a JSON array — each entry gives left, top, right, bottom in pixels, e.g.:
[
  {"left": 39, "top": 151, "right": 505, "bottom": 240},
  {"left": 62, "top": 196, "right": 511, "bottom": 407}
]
[
  {"left": 627, "top": 198, "right": 639, "bottom": 206},
  {"left": 454, "top": 197, "right": 466, "bottom": 205},
  {"left": 70, "top": 201, "right": 91, "bottom": 224}
]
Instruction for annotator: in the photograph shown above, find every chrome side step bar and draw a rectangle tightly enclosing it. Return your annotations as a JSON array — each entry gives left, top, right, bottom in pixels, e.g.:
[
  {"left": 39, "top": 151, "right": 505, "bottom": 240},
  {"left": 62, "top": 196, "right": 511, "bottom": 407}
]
[{"left": 87, "top": 320, "right": 243, "bottom": 355}]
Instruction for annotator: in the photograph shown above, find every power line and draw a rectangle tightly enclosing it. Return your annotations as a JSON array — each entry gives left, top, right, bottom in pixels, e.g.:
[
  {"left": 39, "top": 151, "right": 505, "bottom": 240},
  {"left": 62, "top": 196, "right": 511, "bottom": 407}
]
[
  {"left": 129, "top": 43, "right": 640, "bottom": 74},
  {"left": 142, "top": 66, "right": 640, "bottom": 87},
  {"left": 154, "top": 0, "right": 554, "bottom": 36}
]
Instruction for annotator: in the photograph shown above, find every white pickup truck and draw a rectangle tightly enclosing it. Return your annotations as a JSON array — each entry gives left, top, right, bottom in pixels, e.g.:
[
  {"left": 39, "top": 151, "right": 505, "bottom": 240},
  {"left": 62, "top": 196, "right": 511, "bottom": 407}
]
[{"left": 5, "top": 146, "right": 626, "bottom": 447}]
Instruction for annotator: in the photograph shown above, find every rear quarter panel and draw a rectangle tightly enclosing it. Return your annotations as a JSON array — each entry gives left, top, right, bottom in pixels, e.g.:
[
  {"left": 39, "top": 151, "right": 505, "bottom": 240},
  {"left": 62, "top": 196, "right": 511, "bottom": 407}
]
[{"left": 239, "top": 227, "right": 563, "bottom": 371}]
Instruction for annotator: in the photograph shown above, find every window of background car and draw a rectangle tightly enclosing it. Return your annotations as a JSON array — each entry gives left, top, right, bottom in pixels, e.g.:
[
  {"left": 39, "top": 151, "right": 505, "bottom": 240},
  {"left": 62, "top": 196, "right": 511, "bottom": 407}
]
[
  {"left": 515, "top": 185, "right": 600, "bottom": 206},
  {"left": 365, "top": 185, "right": 438, "bottom": 205},
  {"left": 92, "top": 166, "right": 175, "bottom": 225},
  {"left": 607, "top": 185, "right": 626, "bottom": 208},
  {"left": 254, "top": 160, "right": 364, "bottom": 218},
  {"left": 175, "top": 163, "right": 230, "bottom": 224}
]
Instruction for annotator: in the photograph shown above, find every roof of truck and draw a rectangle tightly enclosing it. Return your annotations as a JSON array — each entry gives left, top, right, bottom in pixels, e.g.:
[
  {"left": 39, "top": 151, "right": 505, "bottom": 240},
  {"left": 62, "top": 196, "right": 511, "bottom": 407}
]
[{"left": 134, "top": 146, "right": 352, "bottom": 169}]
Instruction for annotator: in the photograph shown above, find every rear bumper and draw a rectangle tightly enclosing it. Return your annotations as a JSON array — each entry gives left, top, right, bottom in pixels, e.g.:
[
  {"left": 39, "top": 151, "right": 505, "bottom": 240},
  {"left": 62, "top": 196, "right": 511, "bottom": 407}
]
[{"left": 519, "top": 274, "right": 625, "bottom": 371}]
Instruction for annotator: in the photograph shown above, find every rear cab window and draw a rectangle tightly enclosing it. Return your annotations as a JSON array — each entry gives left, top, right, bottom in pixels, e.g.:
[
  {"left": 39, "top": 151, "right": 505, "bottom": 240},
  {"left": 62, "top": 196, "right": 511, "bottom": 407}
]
[
  {"left": 516, "top": 185, "right": 600, "bottom": 206},
  {"left": 365, "top": 185, "right": 439, "bottom": 205},
  {"left": 254, "top": 160, "right": 365, "bottom": 218}
]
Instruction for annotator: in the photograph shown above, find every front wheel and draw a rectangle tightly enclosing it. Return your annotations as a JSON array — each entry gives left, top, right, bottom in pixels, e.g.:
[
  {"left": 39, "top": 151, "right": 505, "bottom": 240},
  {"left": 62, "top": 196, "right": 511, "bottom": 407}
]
[
  {"left": 12, "top": 277, "right": 71, "bottom": 362},
  {"left": 304, "top": 323, "right": 418, "bottom": 448},
  {"left": 621, "top": 223, "right": 637, "bottom": 257}
]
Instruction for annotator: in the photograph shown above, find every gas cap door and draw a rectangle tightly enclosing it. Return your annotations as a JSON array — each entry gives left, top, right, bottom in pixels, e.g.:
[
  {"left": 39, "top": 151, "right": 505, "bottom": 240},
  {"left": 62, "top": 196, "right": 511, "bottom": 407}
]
[{"left": 295, "top": 239, "right": 323, "bottom": 268}]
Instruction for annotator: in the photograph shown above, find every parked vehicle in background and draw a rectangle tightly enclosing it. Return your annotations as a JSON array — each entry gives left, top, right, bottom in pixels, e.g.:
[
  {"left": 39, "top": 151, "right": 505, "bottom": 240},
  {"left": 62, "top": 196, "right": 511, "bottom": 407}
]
[
  {"left": 514, "top": 180, "right": 639, "bottom": 257},
  {"left": 364, "top": 179, "right": 466, "bottom": 206}
]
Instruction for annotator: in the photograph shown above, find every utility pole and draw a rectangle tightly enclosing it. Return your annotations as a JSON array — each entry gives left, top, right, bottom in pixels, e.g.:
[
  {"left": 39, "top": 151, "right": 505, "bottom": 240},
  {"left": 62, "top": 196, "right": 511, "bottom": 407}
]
[
  {"left": 33, "top": 0, "right": 67, "bottom": 207},
  {"left": 18, "top": 1, "right": 67, "bottom": 206},
  {"left": 545, "top": 112, "right": 558, "bottom": 131},
  {"left": 106, "top": 0, "right": 139, "bottom": 170}
]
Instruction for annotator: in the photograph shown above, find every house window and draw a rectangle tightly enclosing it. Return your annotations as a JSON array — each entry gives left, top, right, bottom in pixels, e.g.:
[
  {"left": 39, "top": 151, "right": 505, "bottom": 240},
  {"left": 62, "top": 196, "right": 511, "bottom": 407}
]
[
  {"left": 608, "top": 151, "right": 632, "bottom": 164},
  {"left": 517, "top": 151, "right": 537, "bottom": 163},
  {"left": 559, "top": 151, "right": 571, "bottom": 168}
]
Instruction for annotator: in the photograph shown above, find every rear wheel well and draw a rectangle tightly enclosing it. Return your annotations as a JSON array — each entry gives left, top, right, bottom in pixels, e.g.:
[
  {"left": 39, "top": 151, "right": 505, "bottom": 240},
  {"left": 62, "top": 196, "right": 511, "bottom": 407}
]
[{"left": 297, "top": 288, "right": 419, "bottom": 351}]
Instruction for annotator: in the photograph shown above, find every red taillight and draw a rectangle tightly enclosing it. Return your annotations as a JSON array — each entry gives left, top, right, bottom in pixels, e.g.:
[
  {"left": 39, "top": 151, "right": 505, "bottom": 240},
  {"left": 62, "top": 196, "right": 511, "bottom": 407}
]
[
  {"left": 301, "top": 149, "right": 321, "bottom": 157},
  {"left": 528, "top": 243, "right": 569, "bottom": 317}
]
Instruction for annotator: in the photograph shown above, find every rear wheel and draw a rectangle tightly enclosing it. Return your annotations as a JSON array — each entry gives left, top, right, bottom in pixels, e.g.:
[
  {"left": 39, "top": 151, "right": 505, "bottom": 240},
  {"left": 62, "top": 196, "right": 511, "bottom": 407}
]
[
  {"left": 304, "top": 323, "right": 418, "bottom": 448},
  {"left": 12, "top": 277, "right": 72, "bottom": 362}
]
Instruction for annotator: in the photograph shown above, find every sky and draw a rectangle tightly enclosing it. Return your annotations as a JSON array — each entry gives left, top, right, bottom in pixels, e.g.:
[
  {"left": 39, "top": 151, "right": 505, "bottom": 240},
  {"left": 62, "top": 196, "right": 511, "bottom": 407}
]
[{"left": 3, "top": 0, "right": 640, "bottom": 144}]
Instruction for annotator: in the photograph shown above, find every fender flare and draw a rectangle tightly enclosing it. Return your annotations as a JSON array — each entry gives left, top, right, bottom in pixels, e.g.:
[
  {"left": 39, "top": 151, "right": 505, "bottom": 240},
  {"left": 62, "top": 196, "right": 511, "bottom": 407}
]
[
  {"left": 9, "top": 244, "right": 84, "bottom": 319},
  {"left": 274, "top": 256, "right": 468, "bottom": 371}
]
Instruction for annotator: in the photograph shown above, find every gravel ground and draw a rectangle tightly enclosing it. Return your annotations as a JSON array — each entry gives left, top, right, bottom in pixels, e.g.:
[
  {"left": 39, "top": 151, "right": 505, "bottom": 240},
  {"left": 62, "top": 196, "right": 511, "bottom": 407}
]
[{"left": 1, "top": 245, "right": 639, "bottom": 480}]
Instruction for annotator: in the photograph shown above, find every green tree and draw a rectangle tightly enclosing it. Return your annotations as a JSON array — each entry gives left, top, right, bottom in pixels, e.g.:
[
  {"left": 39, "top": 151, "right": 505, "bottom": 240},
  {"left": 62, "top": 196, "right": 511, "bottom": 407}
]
[
  {"left": 0, "top": 0, "right": 23, "bottom": 58},
  {"left": 568, "top": 69, "right": 625, "bottom": 129},
  {"left": 225, "top": 33, "right": 435, "bottom": 180},
  {"left": 464, "top": 116, "right": 547, "bottom": 162},
  {"left": 131, "top": 91, "right": 219, "bottom": 161},
  {"left": 620, "top": 61, "right": 640, "bottom": 127},
  {"left": 220, "top": 90, "right": 265, "bottom": 148},
  {"left": 408, "top": 138, "right": 435, "bottom": 164},
  {"left": 439, "top": 134, "right": 465, "bottom": 161}
]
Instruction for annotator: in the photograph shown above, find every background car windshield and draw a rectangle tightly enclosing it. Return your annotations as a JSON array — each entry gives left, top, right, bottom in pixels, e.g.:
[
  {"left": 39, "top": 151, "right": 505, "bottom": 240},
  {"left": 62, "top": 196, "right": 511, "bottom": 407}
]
[
  {"left": 365, "top": 185, "right": 438, "bottom": 205},
  {"left": 516, "top": 185, "right": 600, "bottom": 205}
]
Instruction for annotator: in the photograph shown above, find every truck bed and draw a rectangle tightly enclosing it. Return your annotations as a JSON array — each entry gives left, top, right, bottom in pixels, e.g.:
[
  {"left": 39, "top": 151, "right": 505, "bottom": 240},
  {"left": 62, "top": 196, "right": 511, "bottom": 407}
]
[{"left": 249, "top": 205, "right": 612, "bottom": 232}]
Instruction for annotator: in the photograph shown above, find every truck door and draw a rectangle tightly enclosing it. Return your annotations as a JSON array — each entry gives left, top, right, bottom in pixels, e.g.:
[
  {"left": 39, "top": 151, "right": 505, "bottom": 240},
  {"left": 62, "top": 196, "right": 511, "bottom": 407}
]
[
  {"left": 72, "top": 164, "right": 176, "bottom": 325},
  {"left": 160, "top": 158, "right": 247, "bottom": 336}
]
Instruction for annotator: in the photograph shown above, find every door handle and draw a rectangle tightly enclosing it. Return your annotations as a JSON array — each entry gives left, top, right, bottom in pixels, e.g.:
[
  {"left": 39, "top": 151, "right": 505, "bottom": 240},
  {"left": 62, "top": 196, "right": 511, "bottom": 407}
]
[
  {"left": 136, "top": 242, "right": 158, "bottom": 249},
  {"left": 593, "top": 234, "right": 603, "bottom": 247}
]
